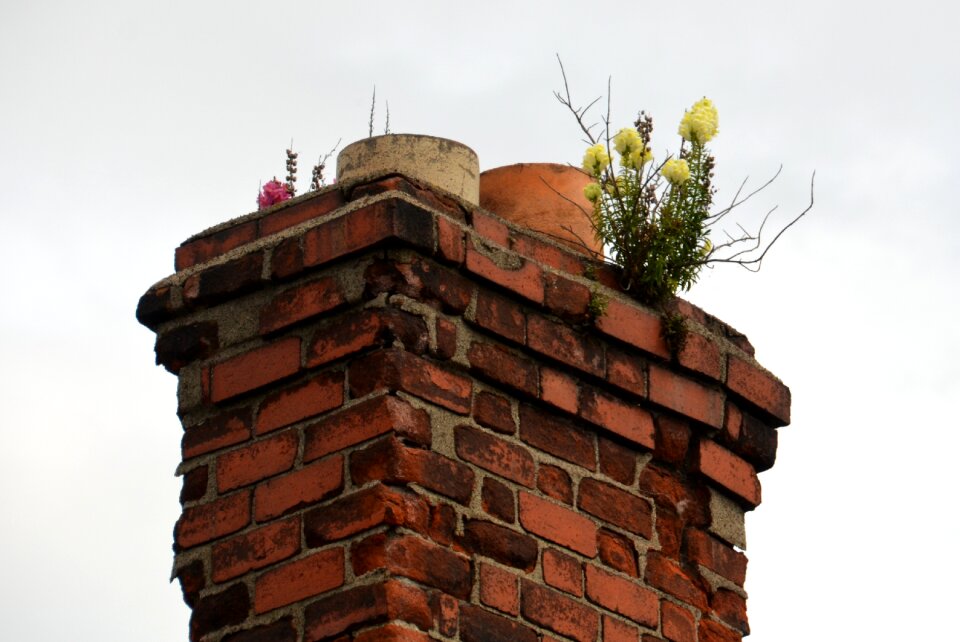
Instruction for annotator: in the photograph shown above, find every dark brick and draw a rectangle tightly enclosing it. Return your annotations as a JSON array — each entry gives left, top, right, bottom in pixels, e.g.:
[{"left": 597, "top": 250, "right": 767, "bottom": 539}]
[
  {"left": 460, "top": 604, "right": 538, "bottom": 642},
  {"left": 482, "top": 476, "right": 516, "bottom": 522},
  {"left": 155, "top": 321, "right": 219, "bottom": 373},
  {"left": 222, "top": 617, "right": 297, "bottom": 642},
  {"left": 578, "top": 478, "right": 652, "bottom": 538},
  {"left": 473, "top": 391, "right": 515, "bottom": 434},
  {"left": 183, "top": 252, "right": 265, "bottom": 305},
  {"left": 462, "top": 519, "right": 538, "bottom": 571},
  {"left": 189, "top": 583, "right": 250, "bottom": 642},
  {"left": 179, "top": 466, "right": 208, "bottom": 503},
  {"left": 519, "top": 404, "right": 596, "bottom": 470}
]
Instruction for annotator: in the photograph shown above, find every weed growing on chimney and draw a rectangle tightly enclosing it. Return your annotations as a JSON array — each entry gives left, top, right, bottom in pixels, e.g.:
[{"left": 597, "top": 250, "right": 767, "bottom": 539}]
[
  {"left": 368, "top": 86, "right": 391, "bottom": 137},
  {"left": 660, "top": 311, "right": 689, "bottom": 359},
  {"left": 556, "top": 56, "right": 814, "bottom": 306},
  {"left": 587, "top": 291, "right": 610, "bottom": 320},
  {"left": 285, "top": 145, "right": 298, "bottom": 195},
  {"left": 258, "top": 138, "right": 341, "bottom": 210}
]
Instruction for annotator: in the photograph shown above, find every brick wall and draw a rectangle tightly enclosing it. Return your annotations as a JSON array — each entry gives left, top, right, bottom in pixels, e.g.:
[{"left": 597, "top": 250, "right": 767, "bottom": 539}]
[{"left": 138, "top": 171, "right": 790, "bottom": 642}]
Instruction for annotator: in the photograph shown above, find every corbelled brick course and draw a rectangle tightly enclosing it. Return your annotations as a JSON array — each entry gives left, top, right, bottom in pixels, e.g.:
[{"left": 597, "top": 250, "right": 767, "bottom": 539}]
[{"left": 139, "top": 169, "right": 790, "bottom": 641}]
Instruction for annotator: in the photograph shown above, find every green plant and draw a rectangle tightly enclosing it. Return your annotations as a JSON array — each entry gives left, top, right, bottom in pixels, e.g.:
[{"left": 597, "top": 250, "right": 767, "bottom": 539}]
[
  {"left": 660, "top": 311, "right": 688, "bottom": 358},
  {"left": 587, "top": 290, "right": 609, "bottom": 320}
]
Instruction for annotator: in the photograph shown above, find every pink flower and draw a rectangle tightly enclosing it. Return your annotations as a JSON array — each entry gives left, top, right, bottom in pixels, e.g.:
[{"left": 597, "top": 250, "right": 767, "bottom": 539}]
[{"left": 257, "top": 179, "right": 291, "bottom": 210}]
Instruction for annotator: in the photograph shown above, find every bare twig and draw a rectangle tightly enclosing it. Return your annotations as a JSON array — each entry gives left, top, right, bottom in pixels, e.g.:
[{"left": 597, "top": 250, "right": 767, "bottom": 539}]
[{"left": 368, "top": 86, "right": 376, "bottom": 138}]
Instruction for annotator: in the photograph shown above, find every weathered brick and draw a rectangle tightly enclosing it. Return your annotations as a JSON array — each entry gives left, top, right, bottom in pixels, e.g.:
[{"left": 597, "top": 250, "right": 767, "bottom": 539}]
[
  {"left": 351, "top": 436, "right": 476, "bottom": 504},
  {"left": 307, "top": 308, "right": 428, "bottom": 368},
  {"left": 542, "top": 548, "right": 583, "bottom": 596},
  {"left": 685, "top": 529, "right": 747, "bottom": 585},
  {"left": 303, "top": 580, "right": 432, "bottom": 641},
  {"left": 481, "top": 476, "right": 516, "bottom": 522},
  {"left": 221, "top": 617, "right": 297, "bottom": 642},
  {"left": 678, "top": 330, "right": 723, "bottom": 381},
  {"left": 726, "top": 355, "right": 790, "bottom": 426},
  {"left": 349, "top": 350, "right": 472, "bottom": 414},
  {"left": 256, "top": 371, "right": 343, "bottom": 435},
  {"left": 472, "top": 209, "right": 512, "bottom": 246},
  {"left": 578, "top": 477, "right": 652, "bottom": 538},
  {"left": 175, "top": 559, "right": 206, "bottom": 608},
  {"left": 696, "top": 440, "right": 761, "bottom": 507},
  {"left": 217, "top": 430, "right": 298, "bottom": 492},
  {"left": 662, "top": 601, "right": 696, "bottom": 642},
  {"left": 595, "top": 298, "right": 670, "bottom": 359},
  {"left": 467, "top": 341, "right": 539, "bottom": 397},
  {"left": 455, "top": 425, "right": 535, "bottom": 487},
  {"left": 543, "top": 272, "right": 592, "bottom": 320},
  {"left": 598, "top": 436, "right": 637, "bottom": 485},
  {"left": 474, "top": 288, "right": 526, "bottom": 344},
  {"left": 352, "top": 624, "right": 433, "bottom": 642},
  {"left": 304, "top": 484, "right": 429, "bottom": 545},
  {"left": 438, "top": 593, "right": 459, "bottom": 637},
  {"left": 699, "top": 619, "right": 742, "bottom": 642},
  {"left": 510, "top": 231, "right": 586, "bottom": 276},
  {"left": 435, "top": 317, "right": 458, "bottom": 359},
  {"left": 597, "top": 529, "right": 638, "bottom": 577},
  {"left": 580, "top": 387, "right": 655, "bottom": 450},
  {"left": 528, "top": 313, "right": 604, "bottom": 376},
  {"left": 259, "top": 275, "right": 347, "bottom": 334},
  {"left": 643, "top": 552, "right": 708, "bottom": 611},
  {"left": 711, "top": 589, "right": 749, "bottom": 634},
  {"left": 462, "top": 519, "right": 539, "bottom": 571},
  {"left": 437, "top": 215, "right": 466, "bottom": 264},
  {"left": 303, "top": 395, "right": 431, "bottom": 462},
  {"left": 176, "top": 220, "right": 257, "bottom": 271},
  {"left": 212, "top": 517, "right": 300, "bottom": 583},
  {"left": 537, "top": 464, "right": 573, "bottom": 504},
  {"left": 259, "top": 188, "right": 345, "bottom": 237},
  {"left": 480, "top": 563, "right": 520, "bottom": 615},
  {"left": 190, "top": 582, "right": 250, "bottom": 642},
  {"left": 180, "top": 466, "right": 208, "bottom": 503},
  {"left": 466, "top": 239, "right": 545, "bottom": 304},
  {"left": 603, "top": 615, "right": 641, "bottom": 642},
  {"left": 176, "top": 491, "right": 250, "bottom": 549},
  {"left": 649, "top": 365, "right": 724, "bottom": 428},
  {"left": 735, "top": 411, "right": 778, "bottom": 472},
  {"left": 518, "top": 491, "right": 597, "bottom": 556},
  {"left": 585, "top": 564, "right": 658, "bottom": 628},
  {"left": 269, "top": 236, "right": 303, "bottom": 280},
  {"left": 473, "top": 390, "right": 515, "bottom": 434},
  {"left": 182, "top": 407, "right": 252, "bottom": 459},
  {"left": 184, "top": 252, "right": 265, "bottom": 305},
  {"left": 540, "top": 366, "right": 580, "bottom": 415},
  {"left": 351, "top": 533, "right": 471, "bottom": 598},
  {"left": 366, "top": 257, "right": 473, "bottom": 314},
  {"left": 254, "top": 548, "right": 345, "bottom": 614},
  {"left": 210, "top": 337, "right": 301, "bottom": 402},
  {"left": 460, "top": 603, "right": 538, "bottom": 642},
  {"left": 136, "top": 284, "right": 179, "bottom": 330},
  {"left": 254, "top": 455, "right": 344, "bottom": 521},
  {"left": 521, "top": 580, "right": 599, "bottom": 642},
  {"left": 155, "top": 321, "right": 220, "bottom": 373},
  {"left": 606, "top": 347, "right": 647, "bottom": 397},
  {"left": 519, "top": 404, "right": 596, "bottom": 470}
]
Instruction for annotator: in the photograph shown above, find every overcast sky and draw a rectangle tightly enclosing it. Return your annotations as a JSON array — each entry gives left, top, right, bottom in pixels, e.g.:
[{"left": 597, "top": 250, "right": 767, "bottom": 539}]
[{"left": 1, "top": 1, "right": 958, "bottom": 640}]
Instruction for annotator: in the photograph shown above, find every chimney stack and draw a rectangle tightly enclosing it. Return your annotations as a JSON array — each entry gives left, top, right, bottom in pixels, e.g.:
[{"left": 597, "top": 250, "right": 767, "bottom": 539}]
[{"left": 138, "top": 135, "right": 789, "bottom": 642}]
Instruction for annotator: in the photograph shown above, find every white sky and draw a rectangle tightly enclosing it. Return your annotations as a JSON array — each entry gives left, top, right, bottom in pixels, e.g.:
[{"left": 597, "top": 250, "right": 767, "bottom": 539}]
[{"left": 1, "top": 1, "right": 957, "bottom": 640}]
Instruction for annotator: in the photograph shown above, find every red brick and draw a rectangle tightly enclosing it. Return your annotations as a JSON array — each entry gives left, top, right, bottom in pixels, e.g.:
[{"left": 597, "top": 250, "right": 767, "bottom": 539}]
[
  {"left": 473, "top": 390, "right": 515, "bottom": 434},
  {"left": 254, "top": 455, "right": 344, "bottom": 521},
  {"left": 466, "top": 240, "right": 545, "bottom": 304},
  {"left": 653, "top": 415, "right": 692, "bottom": 465},
  {"left": 212, "top": 517, "right": 300, "bottom": 583},
  {"left": 543, "top": 272, "right": 592, "bottom": 320},
  {"left": 643, "top": 552, "right": 708, "bottom": 611},
  {"left": 217, "top": 430, "right": 298, "bottom": 492},
  {"left": 221, "top": 617, "right": 296, "bottom": 642},
  {"left": 472, "top": 209, "right": 512, "bottom": 246},
  {"left": 696, "top": 440, "right": 761, "bottom": 507},
  {"left": 269, "top": 236, "right": 303, "bottom": 280},
  {"left": 303, "top": 581, "right": 431, "bottom": 641},
  {"left": 606, "top": 348, "right": 647, "bottom": 397},
  {"left": 462, "top": 519, "right": 539, "bottom": 570},
  {"left": 428, "top": 502, "right": 458, "bottom": 547},
  {"left": 481, "top": 476, "right": 516, "bottom": 522},
  {"left": 383, "top": 258, "right": 474, "bottom": 314},
  {"left": 259, "top": 188, "right": 345, "bottom": 237},
  {"left": 455, "top": 425, "right": 535, "bottom": 487},
  {"left": 437, "top": 215, "right": 466, "bottom": 264},
  {"left": 723, "top": 402, "right": 743, "bottom": 442},
  {"left": 352, "top": 624, "right": 432, "bottom": 642},
  {"left": 480, "top": 563, "right": 519, "bottom": 615},
  {"left": 580, "top": 387, "right": 655, "bottom": 450},
  {"left": 598, "top": 436, "right": 637, "bottom": 485},
  {"left": 467, "top": 341, "right": 539, "bottom": 397},
  {"left": 542, "top": 548, "right": 583, "bottom": 596},
  {"left": 155, "top": 320, "right": 220, "bottom": 374},
  {"left": 351, "top": 533, "right": 471, "bottom": 598},
  {"left": 438, "top": 593, "right": 458, "bottom": 637},
  {"left": 474, "top": 288, "right": 526, "bottom": 344},
  {"left": 540, "top": 366, "right": 580, "bottom": 415},
  {"left": 254, "top": 547, "right": 344, "bottom": 614},
  {"left": 662, "top": 601, "right": 696, "bottom": 642},
  {"left": 726, "top": 356, "right": 790, "bottom": 425},
  {"left": 435, "top": 317, "right": 457, "bottom": 359},
  {"left": 176, "top": 221, "right": 257, "bottom": 271},
  {"left": 176, "top": 491, "right": 251, "bottom": 549},
  {"left": 528, "top": 313, "right": 604, "bottom": 376},
  {"left": 256, "top": 372, "right": 343, "bottom": 435},
  {"left": 211, "top": 337, "right": 301, "bottom": 402},
  {"left": 519, "top": 404, "right": 596, "bottom": 470},
  {"left": 301, "top": 202, "right": 391, "bottom": 268},
  {"left": 597, "top": 529, "right": 638, "bottom": 577},
  {"left": 711, "top": 589, "right": 749, "bottom": 634},
  {"left": 510, "top": 232, "right": 586, "bottom": 275},
  {"left": 578, "top": 477, "right": 652, "bottom": 538},
  {"left": 603, "top": 615, "right": 640, "bottom": 642},
  {"left": 519, "top": 491, "right": 597, "bottom": 556},
  {"left": 649, "top": 365, "right": 724, "bottom": 428},
  {"left": 351, "top": 436, "right": 476, "bottom": 504},
  {"left": 349, "top": 350, "right": 472, "bottom": 414},
  {"left": 259, "top": 276, "right": 346, "bottom": 334},
  {"left": 304, "top": 485, "right": 429, "bottom": 545},
  {"left": 182, "top": 408, "right": 252, "bottom": 459},
  {"left": 685, "top": 530, "right": 747, "bottom": 585},
  {"left": 699, "top": 619, "right": 742, "bottom": 642},
  {"left": 307, "top": 308, "right": 427, "bottom": 368},
  {"left": 460, "top": 603, "right": 538, "bottom": 642},
  {"left": 637, "top": 463, "right": 703, "bottom": 518},
  {"left": 303, "top": 395, "right": 431, "bottom": 462},
  {"left": 537, "top": 464, "right": 573, "bottom": 504},
  {"left": 595, "top": 298, "right": 670, "bottom": 359},
  {"left": 521, "top": 580, "right": 599, "bottom": 642},
  {"left": 678, "top": 331, "right": 722, "bottom": 381},
  {"left": 183, "top": 252, "right": 265, "bottom": 305},
  {"left": 585, "top": 564, "right": 658, "bottom": 628},
  {"left": 190, "top": 582, "right": 250, "bottom": 641},
  {"left": 180, "top": 465, "right": 208, "bottom": 503}
]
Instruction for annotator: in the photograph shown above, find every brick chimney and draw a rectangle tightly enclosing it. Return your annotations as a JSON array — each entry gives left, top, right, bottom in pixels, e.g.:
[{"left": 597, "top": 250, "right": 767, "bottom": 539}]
[{"left": 137, "top": 135, "right": 789, "bottom": 642}]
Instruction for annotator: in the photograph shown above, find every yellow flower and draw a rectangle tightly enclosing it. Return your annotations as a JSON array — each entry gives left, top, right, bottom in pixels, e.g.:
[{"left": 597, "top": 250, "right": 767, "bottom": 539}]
[
  {"left": 700, "top": 238, "right": 713, "bottom": 257},
  {"left": 626, "top": 145, "right": 653, "bottom": 169},
  {"left": 661, "top": 158, "right": 690, "bottom": 184},
  {"left": 678, "top": 97, "right": 719, "bottom": 143},
  {"left": 613, "top": 127, "right": 641, "bottom": 155},
  {"left": 582, "top": 143, "right": 611, "bottom": 177},
  {"left": 583, "top": 182, "right": 602, "bottom": 202},
  {"left": 605, "top": 176, "right": 627, "bottom": 195}
]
